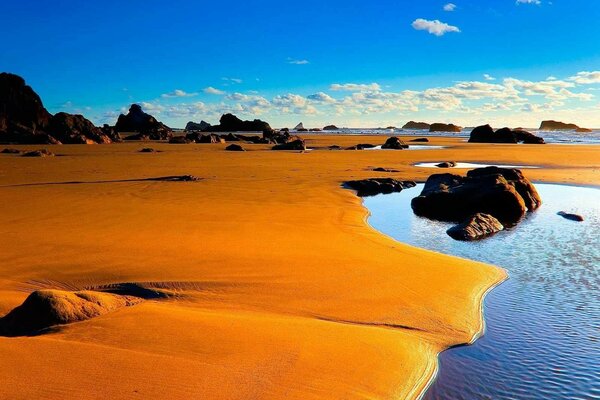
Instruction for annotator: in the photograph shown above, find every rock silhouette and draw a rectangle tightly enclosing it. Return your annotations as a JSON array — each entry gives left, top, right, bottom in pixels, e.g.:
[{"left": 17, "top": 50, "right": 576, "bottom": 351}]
[{"left": 115, "top": 104, "right": 172, "bottom": 140}]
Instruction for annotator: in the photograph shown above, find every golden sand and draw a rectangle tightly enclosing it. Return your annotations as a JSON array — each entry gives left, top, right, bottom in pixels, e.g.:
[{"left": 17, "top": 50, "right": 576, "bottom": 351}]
[{"left": 0, "top": 136, "right": 597, "bottom": 399}]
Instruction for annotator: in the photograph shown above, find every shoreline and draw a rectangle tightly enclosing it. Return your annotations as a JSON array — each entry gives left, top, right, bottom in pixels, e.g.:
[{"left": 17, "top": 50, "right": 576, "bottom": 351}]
[{"left": 0, "top": 135, "right": 598, "bottom": 399}]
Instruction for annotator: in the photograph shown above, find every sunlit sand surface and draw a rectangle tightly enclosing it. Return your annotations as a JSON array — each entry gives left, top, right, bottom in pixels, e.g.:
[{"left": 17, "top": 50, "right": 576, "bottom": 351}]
[{"left": 0, "top": 135, "right": 598, "bottom": 399}]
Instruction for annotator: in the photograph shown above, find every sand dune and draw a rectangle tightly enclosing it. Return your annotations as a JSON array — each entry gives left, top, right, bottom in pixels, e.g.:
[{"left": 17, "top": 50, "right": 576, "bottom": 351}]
[{"left": 0, "top": 136, "right": 597, "bottom": 399}]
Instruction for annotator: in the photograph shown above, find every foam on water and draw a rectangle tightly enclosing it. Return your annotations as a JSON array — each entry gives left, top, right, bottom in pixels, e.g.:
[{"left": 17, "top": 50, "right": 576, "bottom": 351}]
[{"left": 363, "top": 183, "right": 600, "bottom": 400}]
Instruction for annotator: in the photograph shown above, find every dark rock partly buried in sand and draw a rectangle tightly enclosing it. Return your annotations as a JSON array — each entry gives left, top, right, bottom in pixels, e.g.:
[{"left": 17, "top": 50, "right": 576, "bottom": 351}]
[
  {"left": 272, "top": 139, "right": 306, "bottom": 151},
  {"left": 139, "top": 147, "right": 157, "bottom": 153},
  {"left": 168, "top": 136, "right": 191, "bottom": 144},
  {"left": 373, "top": 167, "right": 399, "bottom": 172},
  {"left": 1, "top": 148, "right": 22, "bottom": 154},
  {"left": 411, "top": 167, "right": 541, "bottom": 224},
  {"left": 402, "top": 121, "right": 430, "bottom": 130},
  {"left": 436, "top": 161, "right": 456, "bottom": 168},
  {"left": 409, "top": 138, "right": 429, "bottom": 142},
  {"left": 429, "top": 123, "right": 462, "bottom": 133},
  {"left": 447, "top": 213, "right": 504, "bottom": 241},
  {"left": 557, "top": 211, "right": 584, "bottom": 222},
  {"left": 328, "top": 145, "right": 343, "bottom": 150},
  {"left": 0, "top": 290, "right": 142, "bottom": 336},
  {"left": 225, "top": 144, "right": 245, "bottom": 151},
  {"left": 115, "top": 104, "right": 172, "bottom": 140},
  {"left": 346, "top": 178, "right": 416, "bottom": 197},
  {"left": 22, "top": 148, "right": 54, "bottom": 157},
  {"left": 381, "top": 137, "right": 409, "bottom": 149},
  {"left": 468, "top": 124, "right": 545, "bottom": 144}
]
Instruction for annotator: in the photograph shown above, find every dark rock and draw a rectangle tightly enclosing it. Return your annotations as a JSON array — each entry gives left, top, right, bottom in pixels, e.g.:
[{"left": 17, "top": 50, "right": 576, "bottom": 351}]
[
  {"left": 411, "top": 167, "right": 541, "bottom": 224},
  {"left": 514, "top": 129, "right": 545, "bottom": 144},
  {"left": 1, "top": 148, "right": 22, "bottom": 154},
  {"left": 381, "top": 137, "right": 409, "bottom": 149},
  {"left": 123, "top": 133, "right": 150, "bottom": 141},
  {"left": 47, "top": 112, "right": 114, "bottom": 144},
  {"left": 328, "top": 145, "right": 343, "bottom": 150},
  {"left": 429, "top": 123, "right": 462, "bottom": 133},
  {"left": 208, "top": 113, "right": 273, "bottom": 136},
  {"left": 293, "top": 122, "right": 304, "bottom": 130},
  {"left": 297, "top": 128, "right": 308, "bottom": 132},
  {"left": 309, "top": 128, "right": 321, "bottom": 132},
  {"left": 225, "top": 144, "right": 245, "bottom": 151},
  {"left": 101, "top": 124, "right": 121, "bottom": 142},
  {"left": 447, "top": 213, "right": 504, "bottom": 241},
  {"left": 539, "top": 120, "right": 580, "bottom": 131},
  {"left": 356, "top": 143, "right": 377, "bottom": 149},
  {"left": 468, "top": 124, "right": 544, "bottom": 144},
  {"left": 323, "top": 125, "right": 339, "bottom": 130},
  {"left": 186, "top": 132, "right": 223, "bottom": 143},
  {"left": 557, "top": 211, "right": 584, "bottom": 222},
  {"left": 402, "top": 121, "right": 430, "bottom": 130},
  {"left": 576, "top": 127, "right": 592, "bottom": 133},
  {"left": 168, "top": 136, "right": 191, "bottom": 144},
  {"left": 185, "top": 120, "right": 211, "bottom": 131},
  {"left": 21, "top": 149, "right": 54, "bottom": 157},
  {"left": 346, "top": 178, "right": 417, "bottom": 197},
  {"left": 272, "top": 139, "right": 306, "bottom": 151},
  {"left": 150, "top": 175, "right": 201, "bottom": 182},
  {"left": 436, "top": 161, "right": 456, "bottom": 168},
  {"left": 373, "top": 167, "right": 399, "bottom": 172},
  {"left": 139, "top": 147, "right": 156, "bottom": 153},
  {"left": 115, "top": 104, "right": 172, "bottom": 140},
  {"left": 409, "top": 138, "right": 429, "bottom": 142}
]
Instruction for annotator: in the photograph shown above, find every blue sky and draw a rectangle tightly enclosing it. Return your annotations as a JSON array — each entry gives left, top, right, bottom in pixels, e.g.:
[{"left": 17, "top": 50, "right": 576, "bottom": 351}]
[{"left": 2, "top": 0, "right": 600, "bottom": 128}]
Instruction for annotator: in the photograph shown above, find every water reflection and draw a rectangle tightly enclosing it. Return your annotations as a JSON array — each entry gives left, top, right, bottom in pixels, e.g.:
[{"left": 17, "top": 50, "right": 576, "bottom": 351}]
[{"left": 363, "top": 184, "right": 600, "bottom": 400}]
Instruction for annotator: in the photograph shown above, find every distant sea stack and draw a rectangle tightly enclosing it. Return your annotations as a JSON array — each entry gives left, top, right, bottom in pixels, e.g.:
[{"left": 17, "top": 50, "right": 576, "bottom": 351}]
[
  {"left": 0, "top": 72, "right": 118, "bottom": 144},
  {"left": 185, "top": 120, "right": 211, "bottom": 131},
  {"left": 323, "top": 125, "right": 338, "bottom": 130},
  {"left": 429, "top": 123, "right": 462, "bottom": 133},
  {"left": 539, "top": 120, "right": 582, "bottom": 131},
  {"left": 208, "top": 113, "right": 273, "bottom": 134},
  {"left": 402, "top": 121, "right": 430, "bottom": 130},
  {"left": 116, "top": 104, "right": 172, "bottom": 140}
]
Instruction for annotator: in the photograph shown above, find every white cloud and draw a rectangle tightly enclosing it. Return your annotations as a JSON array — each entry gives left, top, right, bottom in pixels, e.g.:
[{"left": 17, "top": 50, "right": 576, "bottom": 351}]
[
  {"left": 516, "top": 0, "right": 541, "bottom": 4},
  {"left": 330, "top": 83, "right": 381, "bottom": 92},
  {"left": 307, "top": 92, "right": 337, "bottom": 103},
  {"left": 203, "top": 87, "right": 226, "bottom": 95},
  {"left": 443, "top": 3, "right": 457, "bottom": 11},
  {"left": 287, "top": 58, "right": 309, "bottom": 65},
  {"left": 161, "top": 89, "right": 198, "bottom": 98},
  {"left": 483, "top": 74, "right": 496, "bottom": 81},
  {"left": 222, "top": 77, "right": 243, "bottom": 84},
  {"left": 568, "top": 71, "right": 600, "bottom": 84},
  {"left": 412, "top": 18, "right": 460, "bottom": 36}
]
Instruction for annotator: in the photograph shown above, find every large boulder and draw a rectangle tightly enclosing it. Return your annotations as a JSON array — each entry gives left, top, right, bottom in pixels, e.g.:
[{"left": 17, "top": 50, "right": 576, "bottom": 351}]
[
  {"left": 468, "top": 124, "right": 544, "bottom": 144},
  {"left": 346, "top": 178, "right": 416, "bottom": 197},
  {"left": 47, "top": 112, "right": 114, "bottom": 144},
  {"left": 539, "top": 120, "right": 580, "bottom": 131},
  {"left": 447, "top": 213, "right": 504, "bottom": 241},
  {"left": 115, "top": 104, "right": 172, "bottom": 140},
  {"left": 411, "top": 167, "right": 541, "bottom": 224},
  {"left": 272, "top": 139, "right": 306, "bottom": 151},
  {"left": 208, "top": 113, "right": 273, "bottom": 135},
  {"left": 381, "top": 136, "right": 408, "bottom": 149},
  {"left": 429, "top": 123, "right": 462, "bottom": 133},
  {"left": 185, "top": 120, "right": 211, "bottom": 131},
  {"left": 402, "top": 121, "right": 430, "bottom": 130}
]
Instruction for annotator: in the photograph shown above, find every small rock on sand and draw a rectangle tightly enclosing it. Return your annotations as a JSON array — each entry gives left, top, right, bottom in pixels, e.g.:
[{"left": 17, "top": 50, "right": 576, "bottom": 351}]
[{"left": 557, "top": 211, "right": 584, "bottom": 222}]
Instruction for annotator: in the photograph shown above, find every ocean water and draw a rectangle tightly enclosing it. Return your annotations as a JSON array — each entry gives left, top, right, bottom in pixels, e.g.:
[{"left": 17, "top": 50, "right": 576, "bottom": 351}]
[
  {"left": 299, "top": 128, "right": 600, "bottom": 145},
  {"left": 363, "top": 183, "right": 600, "bottom": 400}
]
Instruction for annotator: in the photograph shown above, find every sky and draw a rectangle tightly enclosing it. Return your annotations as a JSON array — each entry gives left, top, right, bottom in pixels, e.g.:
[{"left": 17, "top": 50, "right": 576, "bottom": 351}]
[{"left": 2, "top": 0, "right": 600, "bottom": 128}]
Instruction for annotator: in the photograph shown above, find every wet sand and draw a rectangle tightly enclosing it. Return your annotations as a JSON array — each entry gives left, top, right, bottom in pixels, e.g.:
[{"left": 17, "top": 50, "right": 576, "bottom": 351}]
[{"left": 0, "top": 135, "right": 597, "bottom": 399}]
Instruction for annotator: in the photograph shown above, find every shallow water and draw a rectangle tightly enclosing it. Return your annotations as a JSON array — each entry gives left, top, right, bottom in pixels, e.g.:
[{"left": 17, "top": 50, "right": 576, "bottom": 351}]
[
  {"left": 413, "top": 162, "right": 540, "bottom": 169},
  {"left": 363, "top": 184, "right": 600, "bottom": 400},
  {"left": 363, "top": 145, "right": 446, "bottom": 150}
]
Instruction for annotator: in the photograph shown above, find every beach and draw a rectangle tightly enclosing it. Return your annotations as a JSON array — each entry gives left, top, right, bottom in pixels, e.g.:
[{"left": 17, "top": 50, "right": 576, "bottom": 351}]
[{"left": 0, "top": 135, "right": 597, "bottom": 399}]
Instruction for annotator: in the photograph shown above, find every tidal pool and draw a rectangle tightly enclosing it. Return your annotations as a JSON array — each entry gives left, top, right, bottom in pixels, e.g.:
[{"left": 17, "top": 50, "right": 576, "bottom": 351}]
[
  {"left": 413, "top": 162, "right": 540, "bottom": 169},
  {"left": 363, "top": 183, "right": 600, "bottom": 400}
]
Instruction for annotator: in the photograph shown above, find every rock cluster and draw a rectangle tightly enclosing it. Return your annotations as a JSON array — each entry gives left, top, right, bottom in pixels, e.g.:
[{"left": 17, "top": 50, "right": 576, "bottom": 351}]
[
  {"left": 381, "top": 137, "right": 409, "bottom": 149},
  {"left": 469, "top": 124, "right": 544, "bottom": 144},
  {"left": 346, "top": 178, "right": 416, "bottom": 197},
  {"left": 117, "top": 104, "right": 172, "bottom": 140}
]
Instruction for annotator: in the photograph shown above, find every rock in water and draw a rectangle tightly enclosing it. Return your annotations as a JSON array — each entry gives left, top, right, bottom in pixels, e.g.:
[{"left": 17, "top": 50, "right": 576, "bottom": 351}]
[
  {"left": 381, "top": 137, "right": 409, "bottom": 149},
  {"left": 294, "top": 122, "right": 305, "bottom": 130},
  {"left": 115, "top": 104, "right": 172, "bottom": 140},
  {"left": 225, "top": 144, "right": 245, "bottom": 151},
  {"left": 468, "top": 124, "right": 544, "bottom": 144},
  {"left": 411, "top": 167, "right": 541, "bottom": 224},
  {"left": 409, "top": 138, "right": 429, "bottom": 142},
  {"left": 0, "top": 290, "right": 142, "bottom": 336},
  {"left": 429, "top": 123, "right": 462, "bottom": 132},
  {"left": 323, "top": 125, "right": 338, "bottom": 130},
  {"left": 557, "top": 211, "right": 584, "bottom": 222},
  {"left": 436, "top": 161, "right": 456, "bottom": 168},
  {"left": 402, "top": 121, "right": 430, "bottom": 130},
  {"left": 346, "top": 178, "right": 416, "bottom": 197},
  {"left": 447, "top": 213, "right": 504, "bottom": 241},
  {"left": 539, "top": 120, "right": 580, "bottom": 131}
]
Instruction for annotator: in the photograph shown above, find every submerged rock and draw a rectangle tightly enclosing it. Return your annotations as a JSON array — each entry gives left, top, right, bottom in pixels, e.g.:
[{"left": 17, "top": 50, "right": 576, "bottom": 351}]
[
  {"left": 381, "top": 137, "right": 409, "bottom": 149},
  {"left": 411, "top": 167, "right": 541, "bottom": 224},
  {"left": 0, "top": 290, "right": 141, "bottom": 336},
  {"left": 225, "top": 144, "right": 245, "bottom": 151},
  {"left": 557, "top": 211, "right": 584, "bottom": 222},
  {"left": 447, "top": 213, "right": 504, "bottom": 241},
  {"left": 346, "top": 178, "right": 416, "bottom": 197}
]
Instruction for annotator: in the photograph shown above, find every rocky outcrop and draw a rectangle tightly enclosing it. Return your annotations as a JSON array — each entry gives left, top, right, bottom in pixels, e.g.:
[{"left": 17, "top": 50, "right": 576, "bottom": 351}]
[
  {"left": 411, "top": 167, "right": 541, "bottom": 224},
  {"left": 436, "top": 161, "right": 456, "bottom": 168},
  {"left": 185, "top": 120, "right": 211, "bottom": 131},
  {"left": 294, "top": 122, "right": 304, "bottom": 130},
  {"left": 539, "top": 120, "right": 579, "bottom": 131},
  {"left": 557, "top": 211, "right": 584, "bottom": 222},
  {"left": 323, "top": 125, "right": 338, "bottom": 130},
  {"left": 468, "top": 124, "right": 545, "bottom": 144},
  {"left": 47, "top": 112, "right": 115, "bottom": 144},
  {"left": 272, "top": 139, "right": 306, "bottom": 151},
  {"left": 402, "top": 121, "right": 430, "bottom": 130},
  {"left": 346, "top": 178, "right": 416, "bottom": 197},
  {"left": 381, "top": 137, "right": 408, "bottom": 149},
  {"left": 225, "top": 144, "right": 245, "bottom": 151},
  {"left": 429, "top": 123, "right": 461, "bottom": 132},
  {"left": 115, "top": 104, "right": 172, "bottom": 140},
  {"left": 207, "top": 114, "right": 273, "bottom": 135},
  {"left": 575, "top": 127, "right": 593, "bottom": 133},
  {"left": 0, "top": 290, "right": 141, "bottom": 336},
  {"left": 168, "top": 136, "right": 191, "bottom": 144},
  {"left": 186, "top": 132, "right": 224, "bottom": 143},
  {"left": 447, "top": 213, "right": 504, "bottom": 241}
]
